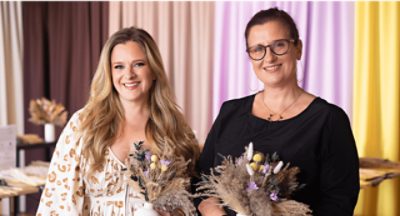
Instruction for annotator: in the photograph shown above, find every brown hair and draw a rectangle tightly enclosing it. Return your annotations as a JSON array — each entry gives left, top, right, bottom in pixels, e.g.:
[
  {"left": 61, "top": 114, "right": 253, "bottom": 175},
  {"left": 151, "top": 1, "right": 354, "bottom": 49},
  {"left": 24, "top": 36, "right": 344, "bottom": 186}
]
[
  {"left": 245, "top": 7, "right": 300, "bottom": 48},
  {"left": 80, "top": 26, "right": 200, "bottom": 174}
]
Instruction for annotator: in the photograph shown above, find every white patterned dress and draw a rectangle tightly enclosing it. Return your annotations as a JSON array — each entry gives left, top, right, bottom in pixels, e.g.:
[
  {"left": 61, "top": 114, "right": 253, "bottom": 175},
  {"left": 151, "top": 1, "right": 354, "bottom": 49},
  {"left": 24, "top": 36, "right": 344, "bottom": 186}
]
[{"left": 36, "top": 111, "right": 145, "bottom": 216}]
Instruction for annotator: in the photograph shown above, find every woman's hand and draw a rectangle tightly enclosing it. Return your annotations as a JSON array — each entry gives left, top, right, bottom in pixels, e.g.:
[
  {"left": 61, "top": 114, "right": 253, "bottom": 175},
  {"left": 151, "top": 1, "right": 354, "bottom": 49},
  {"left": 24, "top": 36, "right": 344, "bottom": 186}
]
[
  {"left": 156, "top": 209, "right": 171, "bottom": 216},
  {"left": 157, "top": 208, "right": 185, "bottom": 216},
  {"left": 198, "top": 197, "right": 227, "bottom": 216},
  {"left": 157, "top": 210, "right": 171, "bottom": 216}
]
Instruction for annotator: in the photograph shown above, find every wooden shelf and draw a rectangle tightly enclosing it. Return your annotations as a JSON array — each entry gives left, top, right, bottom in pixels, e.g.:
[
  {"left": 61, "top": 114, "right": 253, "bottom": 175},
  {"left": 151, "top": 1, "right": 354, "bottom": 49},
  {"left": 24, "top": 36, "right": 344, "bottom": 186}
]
[{"left": 16, "top": 141, "right": 56, "bottom": 167}]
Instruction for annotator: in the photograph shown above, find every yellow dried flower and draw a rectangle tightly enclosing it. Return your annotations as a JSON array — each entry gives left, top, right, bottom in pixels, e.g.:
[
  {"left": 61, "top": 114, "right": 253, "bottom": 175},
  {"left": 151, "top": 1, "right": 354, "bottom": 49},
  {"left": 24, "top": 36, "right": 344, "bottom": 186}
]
[
  {"left": 161, "top": 164, "right": 168, "bottom": 172},
  {"left": 150, "top": 162, "right": 157, "bottom": 170},
  {"left": 250, "top": 162, "right": 259, "bottom": 171},
  {"left": 151, "top": 155, "right": 159, "bottom": 162},
  {"left": 258, "top": 165, "right": 265, "bottom": 172},
  {"left": 252, "top": 153, "right": 265, "bottom": 163}
]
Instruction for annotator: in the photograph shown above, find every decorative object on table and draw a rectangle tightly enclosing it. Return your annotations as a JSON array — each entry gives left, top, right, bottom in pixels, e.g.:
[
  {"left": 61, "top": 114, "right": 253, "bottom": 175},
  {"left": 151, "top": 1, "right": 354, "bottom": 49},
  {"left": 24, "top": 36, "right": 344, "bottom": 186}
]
[
  {"left": 28, "top": 97, "right": 68, "bottom": 142},
  {"left": 0, "top": 161, "right": 50, "bottom": 198},
  {"left": 359, "top": 157, "right": 400, "bottom": 189},
  {"left": 0, "top": 125, "right": 17, "bottom": 170},
  {"left": 0, "top": 160, "right": 50, "bottom": 187},
  {"left": 197, "top": 142, "right": 312, "bottom": 216},
  {"left": 44, "top": 123, "right": 55, "bottom": 142},
  {"left": 17, "top": 134, "right": 44, "bottom": 144},
  {"left": 126, "top": 141, "right": 196, "bottom": 216}
]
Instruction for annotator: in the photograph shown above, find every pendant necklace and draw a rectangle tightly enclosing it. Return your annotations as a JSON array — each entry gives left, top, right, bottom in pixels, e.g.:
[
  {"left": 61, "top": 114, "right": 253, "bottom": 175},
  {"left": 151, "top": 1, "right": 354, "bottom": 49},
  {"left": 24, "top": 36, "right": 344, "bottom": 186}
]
[{"left": 261, "top": 90, "right": 303, "bottom": 121}]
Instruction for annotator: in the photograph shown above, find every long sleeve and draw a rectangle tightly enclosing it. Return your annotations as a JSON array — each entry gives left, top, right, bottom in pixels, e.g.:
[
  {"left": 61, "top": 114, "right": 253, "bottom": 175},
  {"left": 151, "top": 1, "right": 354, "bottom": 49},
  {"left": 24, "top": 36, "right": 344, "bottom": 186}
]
[
  {"left": 194, "top": 96, "right": 360, "bottom": 215},
  {"left": 193, "top": 102, "right": 226, "bottom": 209},
  {"left": 198, "top": 101, "right": 230, "bottom": 175},
  {"left": 315, "top": 106, "right": 360, "bottom": 216},
  {"left": 36, "top": 112, "right": 85, "bottom": 215}
]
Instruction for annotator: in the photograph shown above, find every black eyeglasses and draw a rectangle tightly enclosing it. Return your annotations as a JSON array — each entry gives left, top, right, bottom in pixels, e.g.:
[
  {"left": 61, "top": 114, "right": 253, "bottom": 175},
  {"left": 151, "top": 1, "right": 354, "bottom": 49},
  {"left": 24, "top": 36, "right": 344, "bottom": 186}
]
[{"left": 246, "top": 39, "right": 295, "bottom": 61}]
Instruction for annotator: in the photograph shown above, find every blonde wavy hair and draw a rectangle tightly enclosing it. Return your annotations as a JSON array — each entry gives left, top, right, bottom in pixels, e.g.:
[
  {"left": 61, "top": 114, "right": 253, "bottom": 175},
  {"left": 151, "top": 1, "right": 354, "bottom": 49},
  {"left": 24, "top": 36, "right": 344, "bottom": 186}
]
[{"left": 80, "top": 26, "right": 200, "bottom": 174}]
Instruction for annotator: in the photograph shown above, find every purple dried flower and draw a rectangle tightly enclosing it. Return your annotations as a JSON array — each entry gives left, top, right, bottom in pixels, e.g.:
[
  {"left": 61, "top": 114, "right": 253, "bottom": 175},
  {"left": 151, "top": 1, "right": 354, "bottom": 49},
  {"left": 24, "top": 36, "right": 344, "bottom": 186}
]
[
  {"left": 262, "top": 163, "right": 270, "bottom": 174},
  {"left": 160, "top": 159, "right": 171, "bottom": 166},
  {"left": 246, "top": 181, "right": 259, "bottom": 191},
  {"left": 270, "top": 192, "right": 278, "bottom": 201},
  {"left": 145, "top": 151, "right": 152, "bottom": 161}
]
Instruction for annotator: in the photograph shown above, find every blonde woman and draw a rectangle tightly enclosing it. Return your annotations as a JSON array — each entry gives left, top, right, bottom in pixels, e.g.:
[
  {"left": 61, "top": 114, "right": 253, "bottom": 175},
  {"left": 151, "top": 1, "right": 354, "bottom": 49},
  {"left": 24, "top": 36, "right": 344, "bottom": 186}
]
[{"left": 37, "top": 27, "right": 200, "bottom": 215}]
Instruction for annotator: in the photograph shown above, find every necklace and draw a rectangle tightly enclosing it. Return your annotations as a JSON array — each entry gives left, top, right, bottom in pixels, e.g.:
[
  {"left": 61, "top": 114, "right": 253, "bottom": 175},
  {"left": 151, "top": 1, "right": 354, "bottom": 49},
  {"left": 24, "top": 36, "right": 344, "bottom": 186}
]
[{"left": 261, "top": 90, "right": 303, "bottom": 121}]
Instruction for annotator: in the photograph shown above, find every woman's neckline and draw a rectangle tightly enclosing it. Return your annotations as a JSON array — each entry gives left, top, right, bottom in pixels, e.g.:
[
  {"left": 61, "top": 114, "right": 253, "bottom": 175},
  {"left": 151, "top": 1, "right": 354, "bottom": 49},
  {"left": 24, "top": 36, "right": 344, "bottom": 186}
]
[
  {"left": 248, "top": 93, "right": 320, "bottom": 123},
  {"left": 108, "top": 146, "right": 127, "bottom": 168}
]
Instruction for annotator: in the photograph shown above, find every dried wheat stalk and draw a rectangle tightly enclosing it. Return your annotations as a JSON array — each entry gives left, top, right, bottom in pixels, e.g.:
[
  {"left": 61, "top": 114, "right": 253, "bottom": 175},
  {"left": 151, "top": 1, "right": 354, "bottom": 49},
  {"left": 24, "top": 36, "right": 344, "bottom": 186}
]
[{"left": 28, "top": 97, "right": 67, "bottom": 126}]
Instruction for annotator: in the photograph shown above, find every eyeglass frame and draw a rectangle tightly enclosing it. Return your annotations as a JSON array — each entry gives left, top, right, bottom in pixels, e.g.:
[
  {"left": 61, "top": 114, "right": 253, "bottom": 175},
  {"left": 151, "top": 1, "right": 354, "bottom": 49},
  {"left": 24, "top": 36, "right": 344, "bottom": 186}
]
[{"left": 246, "top": 39, "right": 296, "bottom": 61}]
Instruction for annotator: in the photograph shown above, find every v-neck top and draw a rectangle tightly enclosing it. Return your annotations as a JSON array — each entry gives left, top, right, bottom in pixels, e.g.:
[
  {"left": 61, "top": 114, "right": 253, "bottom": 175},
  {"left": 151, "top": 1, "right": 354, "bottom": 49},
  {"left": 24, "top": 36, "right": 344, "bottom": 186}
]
[
  {"left": 197, "top": 94, "right": 360, "bottom": 216},
  {"left": 37, "top": 111, "right": 145, "bottom": 216}
]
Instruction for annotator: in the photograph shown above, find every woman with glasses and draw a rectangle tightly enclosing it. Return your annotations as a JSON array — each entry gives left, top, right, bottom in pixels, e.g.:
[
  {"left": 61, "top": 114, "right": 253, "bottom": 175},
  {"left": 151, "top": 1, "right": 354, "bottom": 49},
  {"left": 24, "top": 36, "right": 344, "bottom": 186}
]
[{"left": 197, "top": 8, "right": 359, "bottom": 216}]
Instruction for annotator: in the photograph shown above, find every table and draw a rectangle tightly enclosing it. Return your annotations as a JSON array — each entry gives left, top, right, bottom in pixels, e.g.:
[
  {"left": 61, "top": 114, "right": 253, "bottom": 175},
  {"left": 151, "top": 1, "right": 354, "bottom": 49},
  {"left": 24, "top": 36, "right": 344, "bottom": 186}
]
[
  {"left": 0, "top": 182, "right": 39, "bottom": 199},
  {"left": 359, "top": 157, "right": 400, "bottom": 189},
  {"left": 0, "top": 172, "right": 43, "bottom": 215},
  {"left": 8, "top": 141, "right": 57, "bottom": 213}
]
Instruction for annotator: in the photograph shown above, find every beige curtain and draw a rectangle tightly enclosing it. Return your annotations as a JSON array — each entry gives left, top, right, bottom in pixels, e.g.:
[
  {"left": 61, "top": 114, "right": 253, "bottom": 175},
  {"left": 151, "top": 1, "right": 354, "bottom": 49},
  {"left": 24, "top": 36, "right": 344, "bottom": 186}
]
[
  {"left": 0, "top": 2, "right": 24, "bottom": 133},
  {"left": 0, "top": 1, "right": 24, "bottom": 213},
  {"left": 109, "top": 2, "right": 214, "bottom": 143}
]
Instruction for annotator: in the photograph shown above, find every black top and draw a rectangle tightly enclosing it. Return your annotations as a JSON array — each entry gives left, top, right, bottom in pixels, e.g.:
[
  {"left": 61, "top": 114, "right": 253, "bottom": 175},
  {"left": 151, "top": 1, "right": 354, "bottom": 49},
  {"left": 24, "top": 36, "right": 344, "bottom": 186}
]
[{"left": 197, "top": 94, "right": 360, "bottom": 216}]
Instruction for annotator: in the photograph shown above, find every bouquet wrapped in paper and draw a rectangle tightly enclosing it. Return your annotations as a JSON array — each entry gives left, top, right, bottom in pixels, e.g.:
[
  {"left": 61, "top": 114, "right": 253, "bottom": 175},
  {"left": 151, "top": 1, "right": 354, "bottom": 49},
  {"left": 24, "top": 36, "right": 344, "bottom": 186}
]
[
  {"left": 197, "top": 142, "right": 312, "bottom": 216},
  {"left": 28, "top": 97, "right": 68, "bottom": 126},
  {"left": 125, "top": 141, "right": 196, "bottom": 216}
]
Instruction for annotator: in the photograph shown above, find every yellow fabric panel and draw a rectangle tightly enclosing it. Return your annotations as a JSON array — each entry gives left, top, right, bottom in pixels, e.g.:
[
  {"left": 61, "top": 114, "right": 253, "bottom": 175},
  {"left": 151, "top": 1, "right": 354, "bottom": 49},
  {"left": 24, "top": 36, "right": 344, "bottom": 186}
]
[{"left": 353, "top": 2, "right": 400, "bottom": 216}]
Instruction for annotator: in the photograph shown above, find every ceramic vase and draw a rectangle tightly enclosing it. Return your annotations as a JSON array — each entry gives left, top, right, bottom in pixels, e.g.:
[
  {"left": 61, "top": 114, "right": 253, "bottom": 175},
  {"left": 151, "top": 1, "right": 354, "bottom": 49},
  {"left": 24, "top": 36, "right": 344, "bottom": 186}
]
[{"left": 44, "top": 123, "right": 55, "bottom": 142}]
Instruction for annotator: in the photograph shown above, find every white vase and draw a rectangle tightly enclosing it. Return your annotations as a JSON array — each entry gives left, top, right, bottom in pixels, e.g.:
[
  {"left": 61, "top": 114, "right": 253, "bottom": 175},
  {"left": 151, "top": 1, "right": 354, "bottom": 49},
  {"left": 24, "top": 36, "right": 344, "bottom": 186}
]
[
  {"left": 135, "top": 202, "right": 159, "bottom": 216},
  {"left": 44, "top": 123, "right": 55, "bottom": 142}
]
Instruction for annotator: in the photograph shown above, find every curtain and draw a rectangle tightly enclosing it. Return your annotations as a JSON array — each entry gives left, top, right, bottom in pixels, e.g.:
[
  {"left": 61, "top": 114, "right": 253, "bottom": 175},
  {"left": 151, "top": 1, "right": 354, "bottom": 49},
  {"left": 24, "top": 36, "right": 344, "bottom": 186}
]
[
  {"left": 0, "top": 1, "right": 24, "bottom": 214},
  {"left": 22, "top": 2, "right": 109, "bottom": 212},
  {"left": 6, "top": 1, "right": 399, "bottom": 214},
  {"left": 109, "top": 2, "right": 215, "bottom": 143},
  {"left": 22, "top": 2, "right": 109, "bottom": 138},
  {"left": 212, "top": 1, "right": 355, "bottom": 120},
  {"left": 353, "top": 2, "right": 400, "bottom": 215},
  {"left": 0, "top": 2, "right": 24, "bottom": 133}
]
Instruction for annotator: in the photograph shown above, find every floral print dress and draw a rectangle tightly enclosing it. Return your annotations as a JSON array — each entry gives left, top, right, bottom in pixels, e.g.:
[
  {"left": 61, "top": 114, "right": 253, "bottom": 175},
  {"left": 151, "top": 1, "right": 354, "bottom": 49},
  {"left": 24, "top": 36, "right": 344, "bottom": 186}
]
[{"left": 36, "top": 111, "right": 145, "bottom": 216}]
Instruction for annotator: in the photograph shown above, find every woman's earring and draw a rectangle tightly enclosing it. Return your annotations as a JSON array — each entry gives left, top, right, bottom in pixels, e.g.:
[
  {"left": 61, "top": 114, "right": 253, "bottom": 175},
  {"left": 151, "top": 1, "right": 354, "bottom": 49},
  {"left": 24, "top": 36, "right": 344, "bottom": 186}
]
[{"left": 296, "top": 60, "right": 305, "bottom": 86}]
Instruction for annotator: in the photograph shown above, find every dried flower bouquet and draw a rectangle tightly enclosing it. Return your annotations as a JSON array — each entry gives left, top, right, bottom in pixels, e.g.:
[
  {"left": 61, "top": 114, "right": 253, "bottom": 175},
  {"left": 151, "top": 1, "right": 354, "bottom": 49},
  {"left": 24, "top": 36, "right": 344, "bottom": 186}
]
[
  {"left": 28, "top": 97, "right": 67, "bottom": 126},
  {"left": 126, "top": 141, "right": 196, "bottom": 216},
  {"left": 197, "top": 142, "right": 312, "bottom": 216}
]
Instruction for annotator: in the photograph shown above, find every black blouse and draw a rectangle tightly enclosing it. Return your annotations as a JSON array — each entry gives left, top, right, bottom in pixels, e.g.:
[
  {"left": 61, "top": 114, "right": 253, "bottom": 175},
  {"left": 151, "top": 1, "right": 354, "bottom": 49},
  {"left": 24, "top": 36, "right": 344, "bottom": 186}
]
[{"left": 197, "top": 94, "right": 359, "bottom": 216}]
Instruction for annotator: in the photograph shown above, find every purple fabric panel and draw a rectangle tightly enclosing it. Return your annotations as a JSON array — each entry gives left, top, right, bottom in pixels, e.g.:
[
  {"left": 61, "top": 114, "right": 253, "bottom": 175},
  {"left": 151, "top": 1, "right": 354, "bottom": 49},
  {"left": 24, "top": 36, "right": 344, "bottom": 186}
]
[{"left": 301, "top": 2, "right": 354, "bottom": 118}]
